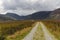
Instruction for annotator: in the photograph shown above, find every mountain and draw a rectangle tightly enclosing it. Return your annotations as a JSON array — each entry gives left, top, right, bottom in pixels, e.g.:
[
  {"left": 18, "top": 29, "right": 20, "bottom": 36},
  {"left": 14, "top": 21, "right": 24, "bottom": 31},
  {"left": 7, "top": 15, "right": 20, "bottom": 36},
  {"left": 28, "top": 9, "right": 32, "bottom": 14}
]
[
  {"left": 26, "top": 8, "right": 60, "bottom": 20},
  {"left": 26, "top": 11, "right": 52, "bottom": 20},
  {"left": 1, "top": 8, "right": 59, "bottom": 21},
  {"left": 0, "top": 14, "right": 14, "bottom": 21},
  {"left": 6, "top": 13, "right": 26, "bottom": 20},
  {"left": 49, "top": 8, "right": 60, "bottom": 20},
  {"left": 5, "top": 11, "right": 52, "bottom": 20},
  {"left": 6, "top": 13, "right": 21, "bottom": 20}
]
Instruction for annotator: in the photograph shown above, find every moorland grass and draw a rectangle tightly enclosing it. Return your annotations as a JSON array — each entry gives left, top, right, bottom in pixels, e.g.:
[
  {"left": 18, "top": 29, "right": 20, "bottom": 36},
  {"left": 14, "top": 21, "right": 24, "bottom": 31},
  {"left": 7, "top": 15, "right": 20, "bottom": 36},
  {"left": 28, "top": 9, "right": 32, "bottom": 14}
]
[
  {"left": 43, "top": 20, "right": 60, "bottom": 40},
  {"left": 0, "top": 20, "right": 35, "bottom": 40}
]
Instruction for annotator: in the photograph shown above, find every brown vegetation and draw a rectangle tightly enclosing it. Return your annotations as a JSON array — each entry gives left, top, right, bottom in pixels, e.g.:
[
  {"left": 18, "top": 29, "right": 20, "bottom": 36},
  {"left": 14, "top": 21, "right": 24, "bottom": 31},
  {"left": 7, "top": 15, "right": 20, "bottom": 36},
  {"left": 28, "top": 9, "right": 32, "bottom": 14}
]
[
  {"left": 43, "top": 20, "right": 60, "bottom": 40},
  {"left": 0, "top": 20, "right": 35, "bottom": 40}
]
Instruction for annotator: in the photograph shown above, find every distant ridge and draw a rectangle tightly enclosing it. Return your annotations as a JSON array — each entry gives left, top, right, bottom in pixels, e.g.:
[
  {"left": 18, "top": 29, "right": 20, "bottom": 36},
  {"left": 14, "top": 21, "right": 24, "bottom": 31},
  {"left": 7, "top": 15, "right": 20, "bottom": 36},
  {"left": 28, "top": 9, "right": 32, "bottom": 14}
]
[
  {"left": 26, "top": 11, "right": 52, "bottom": 20},
  {"left": 6, "top": 13, "right": 21, "bottom": 20},
  {"left": 0, "top": 8, "right": 60, "bottom": 21},
  {"left": 0, "top": 14, "right": 14, "bottom": 21},
  {"left": 49, "top": 8, "right": 60, "bottom": 20},
  {"left": 5, "top": 11, "right": 52, "bottom": 20}
]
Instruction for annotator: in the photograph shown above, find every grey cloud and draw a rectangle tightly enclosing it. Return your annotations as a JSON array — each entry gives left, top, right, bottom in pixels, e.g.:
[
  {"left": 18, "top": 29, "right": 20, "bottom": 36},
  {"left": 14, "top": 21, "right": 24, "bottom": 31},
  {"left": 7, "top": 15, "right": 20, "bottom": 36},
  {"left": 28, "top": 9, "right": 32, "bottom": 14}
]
[
  {"left": 3, "top": 0, "right": 58, "bottom": 10},
  {"left": 2, "top": 0, "right": 60, "bottom": 15},
  {"left": 2, "top": 0, "right": 45, "bottom": 10},
  {"left": 3, "top": 0, "right": 18, "bottom": 10}
]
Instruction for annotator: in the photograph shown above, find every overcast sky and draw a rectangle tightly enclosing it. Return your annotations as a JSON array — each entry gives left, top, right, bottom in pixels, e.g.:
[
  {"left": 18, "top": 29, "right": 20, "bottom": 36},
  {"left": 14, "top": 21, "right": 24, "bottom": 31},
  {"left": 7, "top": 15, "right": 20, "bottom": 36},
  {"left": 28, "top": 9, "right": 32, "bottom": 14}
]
[{"left": 0, "top": 0, "right": 60, "bottom": 15}]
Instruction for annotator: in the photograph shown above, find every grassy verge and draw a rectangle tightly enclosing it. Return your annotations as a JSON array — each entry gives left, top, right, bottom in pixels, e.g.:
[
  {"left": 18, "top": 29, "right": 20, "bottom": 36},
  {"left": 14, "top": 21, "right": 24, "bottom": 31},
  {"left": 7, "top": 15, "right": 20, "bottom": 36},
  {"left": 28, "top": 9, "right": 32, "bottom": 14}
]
[
  {"left": 43, "top": 20, "right": 60, "bottom": 40},
  {"left": 5, "top": 27, "right": 32, "bottom": 40}
]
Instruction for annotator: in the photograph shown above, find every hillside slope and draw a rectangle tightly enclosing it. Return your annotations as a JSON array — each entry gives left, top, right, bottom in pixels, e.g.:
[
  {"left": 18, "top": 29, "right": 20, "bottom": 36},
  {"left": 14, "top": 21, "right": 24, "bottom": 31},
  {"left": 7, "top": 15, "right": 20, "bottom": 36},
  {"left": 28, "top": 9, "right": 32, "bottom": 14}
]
[
  {"left": 49, "top": 8, "right": 60, "bottom": 20},
  {"left": 0, "top": 14, "right": 14, "bottom": 21}
]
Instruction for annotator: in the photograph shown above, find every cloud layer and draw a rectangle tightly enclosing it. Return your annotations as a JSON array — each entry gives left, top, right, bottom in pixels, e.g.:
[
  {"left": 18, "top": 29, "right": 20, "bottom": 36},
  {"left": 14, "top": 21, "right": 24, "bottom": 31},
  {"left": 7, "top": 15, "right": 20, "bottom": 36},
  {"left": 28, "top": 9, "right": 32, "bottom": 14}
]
[{"left": 0, "top": 0, "right": 60, "bottom": 15}]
